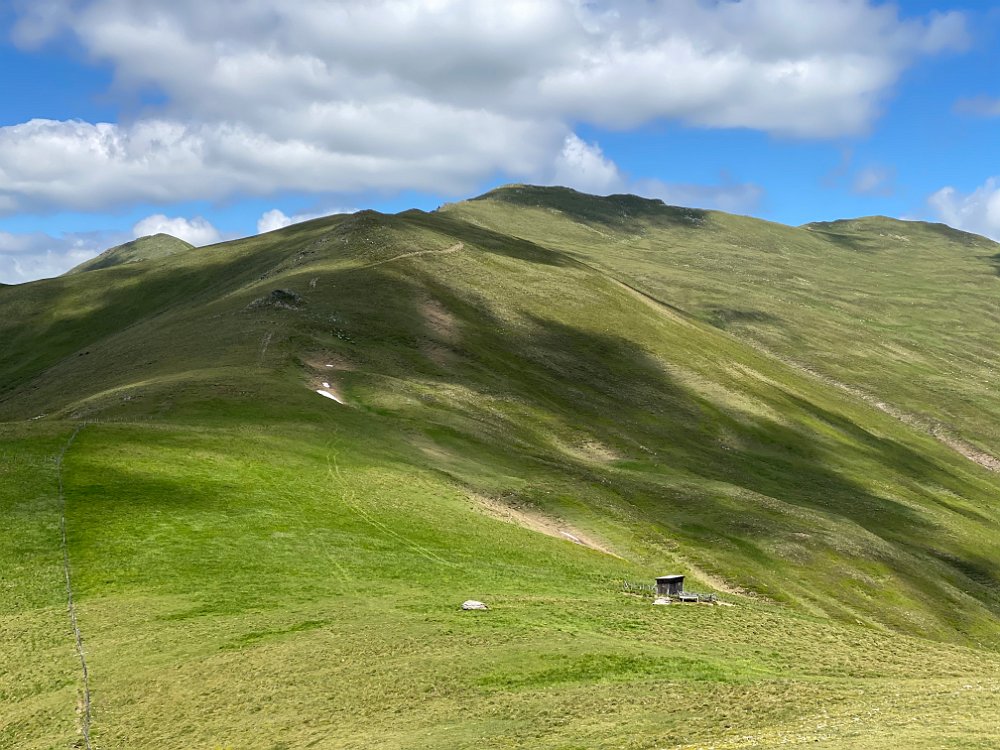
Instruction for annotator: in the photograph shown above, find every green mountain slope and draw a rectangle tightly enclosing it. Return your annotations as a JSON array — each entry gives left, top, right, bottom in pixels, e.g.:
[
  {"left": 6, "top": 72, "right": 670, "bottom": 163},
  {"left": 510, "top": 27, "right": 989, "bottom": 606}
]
[
  {"left": 66, "top": 233, "right": 194, "bottom": 275},
  {"left": 445, "top": 185, "right": 1000, "bottom": 464},
  {"left": 2, "top": 191, "right": 1000, "bottom": 749}
]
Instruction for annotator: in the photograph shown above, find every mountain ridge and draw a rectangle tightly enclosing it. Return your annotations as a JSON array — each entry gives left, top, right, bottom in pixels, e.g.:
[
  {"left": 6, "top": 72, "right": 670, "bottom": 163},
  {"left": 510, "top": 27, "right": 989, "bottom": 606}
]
[{"left": 3, "top": 185, "right": 1000, "bottom": 748}]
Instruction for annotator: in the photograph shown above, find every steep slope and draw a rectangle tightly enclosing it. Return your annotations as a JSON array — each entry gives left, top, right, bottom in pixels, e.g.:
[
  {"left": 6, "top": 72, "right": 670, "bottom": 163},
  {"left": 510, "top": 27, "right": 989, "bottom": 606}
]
[
  {"left": 66, "top": 233, "right": 194, "bottom": 274},
  {"left": 2, "top": 196, "right": 1000, "bottom": 748},
  {"left": 445, "top": 185, "right": 1000, "bottom": 466}
]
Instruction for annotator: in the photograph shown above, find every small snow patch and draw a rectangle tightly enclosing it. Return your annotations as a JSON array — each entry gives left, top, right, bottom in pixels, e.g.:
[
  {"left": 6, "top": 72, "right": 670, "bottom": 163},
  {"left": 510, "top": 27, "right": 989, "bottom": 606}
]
[
  {"left": 316, "top": 389, "right": 346, "bottom": 404},
  {"left": 461, "top": 600, "right": 488, "bottom": 611},
  {"left": 322, "top": 382, "right": 330, "bottom": 388}
]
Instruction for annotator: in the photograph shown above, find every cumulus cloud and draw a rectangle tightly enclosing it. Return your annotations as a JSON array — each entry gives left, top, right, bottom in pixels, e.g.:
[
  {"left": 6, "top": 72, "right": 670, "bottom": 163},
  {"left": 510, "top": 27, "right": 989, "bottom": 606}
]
[
  {"left": 0, "top": 113, "right": 557, "bottom": 214},
  {"left": 257, "top": 210, "right": 299, "bottom": 234},
  {"left": 928, "top": 179, "right": 1000, "bottom": 240},
  {"left": 552, "top": 134, "right": 624, "bottom": 195},
  {"left": 0, "top": 1, "right": 968, "bottom": 215},
  {"left": 132, "top": 214, "right": 222, "bottom": 245},
  {"left": 0, "top": 229, "right": 127, "bottom": 284}
]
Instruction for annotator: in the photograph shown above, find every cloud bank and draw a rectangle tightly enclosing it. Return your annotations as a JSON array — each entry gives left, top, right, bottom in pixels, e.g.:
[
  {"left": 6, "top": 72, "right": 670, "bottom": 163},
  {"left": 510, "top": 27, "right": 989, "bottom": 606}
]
[
  {"left": 0, "top": 0, "right": 967, "bottom": 215},
  {"left": 0, "top": 229, "right": 127, "bottom": 283}
]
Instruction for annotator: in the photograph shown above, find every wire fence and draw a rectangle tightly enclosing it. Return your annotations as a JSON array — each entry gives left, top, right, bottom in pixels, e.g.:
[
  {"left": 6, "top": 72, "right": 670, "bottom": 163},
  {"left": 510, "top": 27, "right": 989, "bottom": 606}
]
[
  {"left": 58, "top": 424, "right": 91, "bottom": 750},
  {"left": 622, "top": 580, "right": 656, "bottom": 594}
]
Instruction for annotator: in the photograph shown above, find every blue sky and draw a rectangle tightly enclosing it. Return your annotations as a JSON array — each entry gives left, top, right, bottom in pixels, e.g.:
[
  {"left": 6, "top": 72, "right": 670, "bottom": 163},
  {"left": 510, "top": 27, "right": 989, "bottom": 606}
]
[{"left": 1, "top": 0, "right": 999, "bottom": 283}]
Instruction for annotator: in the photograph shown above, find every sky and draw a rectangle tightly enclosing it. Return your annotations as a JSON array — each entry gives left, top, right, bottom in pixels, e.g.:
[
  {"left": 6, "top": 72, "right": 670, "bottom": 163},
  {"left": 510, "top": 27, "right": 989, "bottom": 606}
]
[{"left": 1, "top": 0, "right": 1000, "bottom": 284}]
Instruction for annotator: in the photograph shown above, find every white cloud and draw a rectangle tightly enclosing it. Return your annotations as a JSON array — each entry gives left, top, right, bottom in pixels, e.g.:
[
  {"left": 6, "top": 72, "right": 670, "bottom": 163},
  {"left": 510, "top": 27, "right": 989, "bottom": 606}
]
[
  {"left": 928, "top": 179, "right": 1000, "bottom": 240},
  {"left": 0, "top": 113, "right": 560, "bottom": 215},
  {"left": 0, "top": 229, "right": 127, "bottom": 284},
  {"left": 132, "top": 214, "right": 221, "bottom": 246},
  {"left": 257, "top": 209, "right": 297, "bottom": 234},
  {"left": 42, "top": 0, "right": 962, "bottom": 138},
  {"left": 552, "top": 134, "right": 623, "bottom": 195},
  {"left": 0, "top": 1, "right": 968, "bottom": 215}
]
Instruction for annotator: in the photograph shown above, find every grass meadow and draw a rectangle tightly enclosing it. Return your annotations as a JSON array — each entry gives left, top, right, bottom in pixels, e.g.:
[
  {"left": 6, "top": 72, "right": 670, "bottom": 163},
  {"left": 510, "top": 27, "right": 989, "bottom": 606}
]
[{"left": 2, "top": 187, "right": 1000, "bottom": 747}]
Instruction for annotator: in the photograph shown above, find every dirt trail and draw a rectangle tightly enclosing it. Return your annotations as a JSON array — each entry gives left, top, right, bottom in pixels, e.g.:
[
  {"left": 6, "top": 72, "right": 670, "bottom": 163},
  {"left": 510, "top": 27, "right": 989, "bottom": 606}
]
[
  {"left": 58, "top": 424, "right": 91, "bottom": 750},
  {"left": 364, "top": 242, "right": 463, "bottom": 269},
  {"left": 471, "top": 493, "right": 620, "bottom": 558}
]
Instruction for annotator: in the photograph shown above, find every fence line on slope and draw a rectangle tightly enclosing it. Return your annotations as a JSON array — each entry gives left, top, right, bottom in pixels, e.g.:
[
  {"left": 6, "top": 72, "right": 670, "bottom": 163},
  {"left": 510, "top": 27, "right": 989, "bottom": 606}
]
[{"left": 58, "top": 424, "right": 91, "bottom": 750}]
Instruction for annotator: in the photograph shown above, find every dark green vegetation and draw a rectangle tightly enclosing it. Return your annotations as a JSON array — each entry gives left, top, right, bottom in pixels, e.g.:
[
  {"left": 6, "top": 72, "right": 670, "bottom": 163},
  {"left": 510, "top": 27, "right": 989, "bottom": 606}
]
[{"left": 2, "top": 187, "right": 999, "bottom": 748}]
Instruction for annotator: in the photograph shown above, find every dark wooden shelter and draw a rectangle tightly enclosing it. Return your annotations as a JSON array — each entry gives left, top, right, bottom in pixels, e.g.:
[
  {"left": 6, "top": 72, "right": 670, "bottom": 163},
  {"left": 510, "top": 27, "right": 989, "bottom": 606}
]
[{"left": 656, "top": 574, "right": 684, "bottom": 596}]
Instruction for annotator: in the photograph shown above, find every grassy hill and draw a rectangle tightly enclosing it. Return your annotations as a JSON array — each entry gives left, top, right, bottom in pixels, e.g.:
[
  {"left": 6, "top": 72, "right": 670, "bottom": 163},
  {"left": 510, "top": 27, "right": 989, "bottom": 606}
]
[
  {"left": 2, "top": 190, "right": 999, "bottom": 748},
  {"left": 66, "top": 233, "right": 194, "bottom": 275},
  {"left": 447, "top": 185, "right": 1000, "bottom": 463}
]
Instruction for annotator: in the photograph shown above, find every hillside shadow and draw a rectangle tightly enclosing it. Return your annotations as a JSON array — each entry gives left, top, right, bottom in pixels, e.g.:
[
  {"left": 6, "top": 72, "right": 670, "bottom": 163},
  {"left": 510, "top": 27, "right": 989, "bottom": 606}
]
[
  {"left": 983, "top": 252, "right": 1000, "bottom": 276},
  {"left": 806, "top": 229, "right": 882, "bottom": 254},
  {"left": 469, "top": 185, "right": 709, "bottom": 232},
  {"left": 525, "top": 320, "right": 1000, "bottom": 610},
  {"left": 67, "top": 457, "right": 247, "bottom": 597},
  {"left": 348, "top": 274, "right": 934, "bottom": 539},
  {"left": 780, "top": 391, "right": 976, "bottom": 492},
  {"left": 920, "top": 222, "right": 983, "bottom": 247},
  {"left": 704, "top": 308, "right": 783, "bottom": 330},
  {"left": 0, "top": 263, "right": 247, "bottom": 411},
  {"left": 512, "top": 316, "right": 940, "bottom": 540},
  {"left": 317, "top": 259, "right": 980, "bottom": 562},
  {"left": 348, "top": 280, "right": 1000, "bottom": 612}
]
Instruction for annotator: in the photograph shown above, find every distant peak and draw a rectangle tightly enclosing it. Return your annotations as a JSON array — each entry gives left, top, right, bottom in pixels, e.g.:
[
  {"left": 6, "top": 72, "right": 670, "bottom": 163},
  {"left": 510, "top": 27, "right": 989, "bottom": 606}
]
[
  {"left": 803, "top": 216, "right": 994, "bottom": 246},
  {"left": 65, "top": 233, "right": 195, "bottom": 275},
  {"left": 464, "top": 184, "right": 708, "bottom": 227},
  {"left": 474, "top": 183, "right": 662, "bottom": 207}
]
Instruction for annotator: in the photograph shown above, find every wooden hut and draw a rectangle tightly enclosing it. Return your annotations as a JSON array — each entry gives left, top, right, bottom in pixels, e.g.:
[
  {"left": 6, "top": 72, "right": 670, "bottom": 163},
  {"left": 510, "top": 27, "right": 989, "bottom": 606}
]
[{"left": 656, "top": 574, "right": 684, "bottom": 597}]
